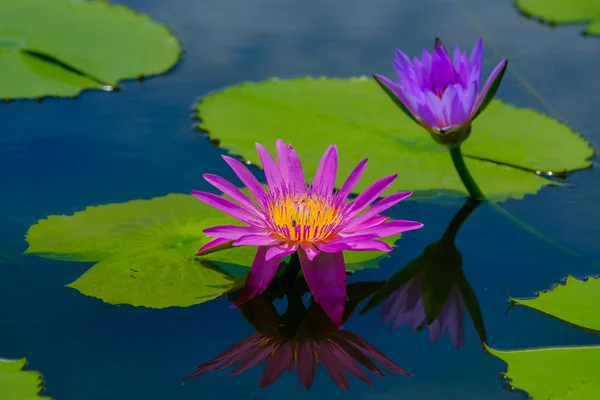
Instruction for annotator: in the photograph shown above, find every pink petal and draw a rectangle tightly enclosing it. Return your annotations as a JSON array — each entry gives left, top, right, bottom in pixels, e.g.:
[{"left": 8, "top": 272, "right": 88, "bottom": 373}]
[
  {"left": 348, "top": 174, "right": 398, "bottom": 217},
  {"left": 203, "top": 174, "right": 260, "bottom": 214},
  {"left": 204, "top": 225, "right": 265, "bottom": 239},
  {"left": 191, "top": 190, "right": 261, "bottom": 225},
  {"left": 256, "top": 142, "right": 283, "bottom": 190},
  {"left": 265, "top": 242, "right": 298, "bottom": 262},
  {"left": 276, "top": 140, "right": 305, "bottom": 192},
  {"left": 222, "top": 155, "right": 266, "bottom": 202},
  {"left": 317, "top": 242, "right": 353, "bottom": 253},
  {"left": 356, "top": 220, "right": 424, "bottom": 238},
  {"left": 349, "top": 215, "right": 390, "bottom": 231},
  {"left": 347, "top": 239, "right": 393, "bottom": 252},
  {"left": 300, "top": 242, "right": 320, "bottom": 261},
  {"left": 313, "top": 145, "right": 338, "bottom": 196},
  {"left": 298, "top": 250, "right": 346, "bottom": 327},
  {"left": 336, "top": 159, "right": 368, "bottom": 203},
  {"left": 196, "top": 237, "right": 234, "bottom": 256},
  {"left": 233, "top": 234, "right": 281, "bottom": 247},
  {"left": 233, "top": 247, "right": 282, "bottom": 307}
]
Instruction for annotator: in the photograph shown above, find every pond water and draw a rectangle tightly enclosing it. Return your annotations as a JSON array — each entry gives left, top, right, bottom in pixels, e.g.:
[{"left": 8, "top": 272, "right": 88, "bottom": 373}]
[{"left": 1, "top": 0, "right": 600, "bottom": 398}]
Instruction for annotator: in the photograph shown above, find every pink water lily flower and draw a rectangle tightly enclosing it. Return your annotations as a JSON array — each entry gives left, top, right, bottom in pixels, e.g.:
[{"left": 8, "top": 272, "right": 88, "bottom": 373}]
[
  {"left": 374, "top": 38, "right": 507, "bottom": 144},
  {"left": 192, "top": 140, "right": 423, "bottom": 326}
]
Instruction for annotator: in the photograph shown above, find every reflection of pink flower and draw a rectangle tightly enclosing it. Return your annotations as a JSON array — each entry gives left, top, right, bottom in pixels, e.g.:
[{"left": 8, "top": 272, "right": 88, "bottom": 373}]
[
  {"left": 192, "top": 140, "right": 422, "bottom": 326},
  {"left": 380, "top": 277, "right": 465, "bottom": 349},
  {"left": 185, "top": 295, "right": 410, "bottom": 390}
]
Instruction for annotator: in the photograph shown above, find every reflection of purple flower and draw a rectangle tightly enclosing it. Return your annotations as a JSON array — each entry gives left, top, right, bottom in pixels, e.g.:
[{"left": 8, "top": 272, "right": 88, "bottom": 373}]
[
  {"left": 380, "top": 276, "right": 465, "bottom": 349},
  {"left": 374, "top": 38, "right": 507, "bottom": 144},
  {"left": 185, "top": 295, "right": 410, "bottom": 390},
  {"left": 192, "top": 140, "right": 422, "bottom": 326}
]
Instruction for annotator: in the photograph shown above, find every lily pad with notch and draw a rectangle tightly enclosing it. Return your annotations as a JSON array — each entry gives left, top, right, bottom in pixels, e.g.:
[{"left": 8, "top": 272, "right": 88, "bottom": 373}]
[
  {"left": 24, "top": 194, "right": 398, "bottom": 308},
  {"left": 194, "top": 77, "right": 593, "bottom": 203},
  {"left": 0, "top": 0, "right": 181, "bottom": 100},
  {"left": 516, "top": 0, "right": 600, "bottom": 36},
  {"left": 0, "top": 357, "right": 50, "bottom": 399}
]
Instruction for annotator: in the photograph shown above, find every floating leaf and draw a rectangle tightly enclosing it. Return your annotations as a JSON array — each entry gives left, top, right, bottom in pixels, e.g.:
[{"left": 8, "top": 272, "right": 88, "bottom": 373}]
[
  {"left": 25, "top": 194, "right": 394, "bottom": 308},
  {"left": 516, "top": 0, "right": 600, "bottom": 35},
  {"left": 0, "top": 357, "right": 50, "bottom": 399},
  {"left": 486, "top": 344, "right": 600, "bottom": 398},
  {"left": 511, "top": 275, "right": 600, "bottom": 333},
  {"left": 195, "top": 77, "right": 592, "bottom": 203},
  {"left": 0, "top": 0, "right": 181, "bottom": 100}
]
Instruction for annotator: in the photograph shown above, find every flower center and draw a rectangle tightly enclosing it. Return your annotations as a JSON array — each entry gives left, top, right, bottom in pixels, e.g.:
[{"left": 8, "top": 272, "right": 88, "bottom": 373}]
[{"left": 266, "top": 192, "right": 343, "bottom": 243}]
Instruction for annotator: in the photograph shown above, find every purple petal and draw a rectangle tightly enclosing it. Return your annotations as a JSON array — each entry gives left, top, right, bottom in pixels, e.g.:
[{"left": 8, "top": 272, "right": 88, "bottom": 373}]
[
  {"left": 373, "top": 74, "right": 420, "bottom": 124},
  {"left": 191, "top": 190, "right": 261, "bottom": 225},
  {"left": 298, "top": 250, "right": 346, "bottom": 327},
  {"left": 203, "top": 174, "right": 260, "bottom": 215},
  {"left": 203, "top": 225, "right": 265, "bottom": 240},
  {"left": 296, "top": 343, "right": 317, "bottom": 389},
  {"left": 276, "top": 140, "right": 305, "bottom": 192},
  {"left": 256, "top": 142, "right": 283, "bottom": 190},
  {"left": 348, "top": 174, "right": 398, "bottom": 217},
  {"left": 222, "top": 155, "right": 266, "bottom": 202},
  {"left": 259, "top": 344, "right": 293, "bottom": 388},
  {"left": 265, "top": 242, "right": 298, "bottom": 261},
  {"left": 232, "top": 246, "right": 281, "bottom": 307},
  {"left": 468, "top": 38, "right": 483, "bottom": 85},
  {"left": 335, "top": 159, "right": 367, "bottom": 203},
  {"left": 313, "top": 145, "right": 338, "bottom": 196},
  {"left": 196, "top": 237, "right": 234, "bottom": 256},
  {"left": 350, "top": 191, "right": 413, "bottom": 227},
  {"left": 300, "top": 243, "right": 320, "bottom": 261},
  {"left": 473, "top": 59, "right": 508, "bottom": 118},
  {"left": 233, "top": 234, "right": 281, "bottom": 247}
]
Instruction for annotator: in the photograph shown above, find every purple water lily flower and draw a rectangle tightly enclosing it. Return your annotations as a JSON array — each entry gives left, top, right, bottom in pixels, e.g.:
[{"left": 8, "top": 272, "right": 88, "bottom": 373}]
[
  {"left": 184, "top": 293, "right": 410, "bottom": 390},
  {"left": 374, "top": 38, "right": 507, "bottom": 145},
  {"left": 192, "top": 140, "right": 423, "bottom": 326},
  {"left": 380, "top": 276, "right": 465, "bottom": 349}
]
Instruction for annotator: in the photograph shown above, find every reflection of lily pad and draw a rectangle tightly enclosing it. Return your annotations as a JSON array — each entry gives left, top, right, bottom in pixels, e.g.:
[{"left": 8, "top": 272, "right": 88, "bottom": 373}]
[
  {"left": 195, "top": 77, "right": 593, "bottom": 202},
  {"left": 0, "top": 0, "right": 181, "bottom": 100},
  {"left": 486, "top": 344, "right": 600, "bottom": 398},
  {"left": 516, "top": 0, "right": 600, "bottom": 35},
  {"left": 24, "top": 194, "right": 393, "bottom": 308},
  {"left": 0, "top": 357, "right": 50, "bottom": 399},
  {"left": 511, "top": 275, "right": 600, "bottom": 333}
]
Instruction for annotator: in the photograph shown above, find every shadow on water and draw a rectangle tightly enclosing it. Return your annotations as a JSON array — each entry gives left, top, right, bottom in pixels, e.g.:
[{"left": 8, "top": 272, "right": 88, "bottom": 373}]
[
  {"left": 361, "top": 199, "right": 487, "bottom": 349},
  {"left": 184, "top": 199, "right": 488, "bottom": 391}
]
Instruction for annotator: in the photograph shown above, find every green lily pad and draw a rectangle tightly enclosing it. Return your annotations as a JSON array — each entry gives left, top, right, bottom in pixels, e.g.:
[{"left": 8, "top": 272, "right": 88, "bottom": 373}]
[
  {"left": 195, "top": 77, "right": 593, "bottom": 203},
  {"left": 511, "top": 275, "right": 600, "bottom": 333},
  {"left": 0, "top": 357, "right": 50, "bottom": 399},
  {"left": 516, "top": 0, "right": 600, "bottom": 35},
  {"left": 24, "top": 194, "right": 394, "bottom": 308},
  {"left": 486, "top": 344, "right": 600, "bottom": 398},
  {"left": 0, "top": 0, "right": 181, "bottom": 100}
]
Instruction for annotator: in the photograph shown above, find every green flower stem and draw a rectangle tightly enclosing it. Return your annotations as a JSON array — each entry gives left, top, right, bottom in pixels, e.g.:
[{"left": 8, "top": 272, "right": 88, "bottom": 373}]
[{"left": 448, "top": 145, "right": 486, "bottom": 201}]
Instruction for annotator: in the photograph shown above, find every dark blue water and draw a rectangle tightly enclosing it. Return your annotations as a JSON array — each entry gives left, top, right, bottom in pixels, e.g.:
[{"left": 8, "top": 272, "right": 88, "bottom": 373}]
[{"left": 1, "top": 0, "right": 600, "bottom": 398}]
